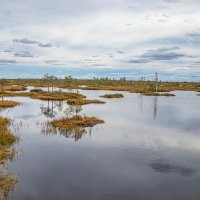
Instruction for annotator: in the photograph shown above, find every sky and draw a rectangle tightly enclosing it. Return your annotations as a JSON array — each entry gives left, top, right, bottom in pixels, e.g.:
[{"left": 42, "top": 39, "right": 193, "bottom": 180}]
[{"left": 0, "top": 0, "right": 200, "bottom": 81}]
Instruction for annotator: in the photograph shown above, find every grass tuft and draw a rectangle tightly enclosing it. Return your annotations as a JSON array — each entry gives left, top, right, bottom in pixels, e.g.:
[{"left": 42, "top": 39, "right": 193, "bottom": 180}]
[
  {"left": 0, "top": 101, "right": 18, "bottom": 108},
  {"left": 100, "top": 93, "right": 124, "bottom": 98},
  {"left": 51, "top": 115, "right": 104, "bottom": 129},
  {"left": 67, "top": 99, "right": 105, "bottom": 105}
]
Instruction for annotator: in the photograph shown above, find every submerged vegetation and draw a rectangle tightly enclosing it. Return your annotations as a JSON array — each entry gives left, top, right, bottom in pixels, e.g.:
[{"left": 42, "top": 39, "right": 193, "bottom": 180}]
[{"left": 100, "top": 93, "right": 124, "bottom": 98}]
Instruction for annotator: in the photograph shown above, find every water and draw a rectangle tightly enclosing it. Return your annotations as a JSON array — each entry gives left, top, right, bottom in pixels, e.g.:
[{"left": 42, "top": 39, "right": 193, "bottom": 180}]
[{"left": 2, "top": 89, "right": 200, "bottom": 200}]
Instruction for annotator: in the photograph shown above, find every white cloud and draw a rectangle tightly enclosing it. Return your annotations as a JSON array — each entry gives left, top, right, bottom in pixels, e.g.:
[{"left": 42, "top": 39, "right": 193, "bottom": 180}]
[{"left": 0, "top": 0, "right": 200, "bottom": 79}]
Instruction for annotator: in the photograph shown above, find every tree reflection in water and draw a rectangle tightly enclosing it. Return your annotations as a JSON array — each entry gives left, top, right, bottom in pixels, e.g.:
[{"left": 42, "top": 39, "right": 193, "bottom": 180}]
[
  {"left": 41, "top": 122, "right": 93, "bottom": 142},
  {"left": 40, "top": 100, "right": 57, "bottom": 118}
]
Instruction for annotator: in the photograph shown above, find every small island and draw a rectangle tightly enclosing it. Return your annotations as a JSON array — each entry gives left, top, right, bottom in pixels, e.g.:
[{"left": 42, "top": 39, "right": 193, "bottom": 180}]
[
  {"left": 100, "top": 93, "right": 124, "bottom": 98},
  {"left": 51, "top": 115, "right": 104, "bottom": 129}
]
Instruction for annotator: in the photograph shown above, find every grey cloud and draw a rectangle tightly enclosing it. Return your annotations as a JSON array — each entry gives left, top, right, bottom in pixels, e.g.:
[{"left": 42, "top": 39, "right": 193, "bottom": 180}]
[
  {"left": 142, "top": 51, "right": 185, "bottom": 61},
  {"left": 128, "top": 59, "right": 149, "bottom": 63},
  {"left": 163, "top": 0, "right": 179, "bottom": 3},
  {"left": 156, "top": 46, "right": 180, "bottom": 51},
  {"left": 4, "top": 49, "right": 14, "bottom": 53},
  {"left": 13, "top": 38, "right": 53, "bottom": 48},
  {"left": 45, "top": 60, "right": 60, "bottom": 64},
  {"left": 13, "top": 38, "right": 38, "bottom": 44},
  {"left": 0, "top": 59, "right": 17, "bottom": 64},
  {"left": 187, "top": 32, "right": 200, "bottom": 37},
  {"left": 107, "top": 53, "right": 114, "bottom": 58},
  {"left": 14, "top": 51, "right": 34, "bottom": 58},
  {"left": 38, "top": 43, "right": 53, "bottom": 48},
  {"left": 129, "top": 46, "right": 186, "bottom": 64},
  {"left": 117, "top": 51, "right": 126, "bottom": 54}
]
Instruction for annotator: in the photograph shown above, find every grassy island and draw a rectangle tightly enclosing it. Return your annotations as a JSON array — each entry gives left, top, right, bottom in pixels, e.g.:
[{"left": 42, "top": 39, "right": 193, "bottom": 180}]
[
  {"left": 51, "top": 115, "right": 104, "bottom": 129},
  {"left": 100, "top": 93, "right": 124, "bottom": 98},
  {"left": 67, "top": 99, "right": 105, "bottom": 105},
  {"left": 0, "top": 101, "right": 18, "bottom": 108}
]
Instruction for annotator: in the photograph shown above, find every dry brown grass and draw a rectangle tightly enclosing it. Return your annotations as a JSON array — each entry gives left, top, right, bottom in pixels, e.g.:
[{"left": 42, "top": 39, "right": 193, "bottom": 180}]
[
  {"left": 67, "top": 99, "right": 105, "bottom": 105},
  {"left": 0, "top": 92, "right": 33, "bottom": 97},
  {"left": 0, "top": 117, "right": 18, "bottom": 199},
  {"left": 0, "top": 171, "right": 17, "bottom": 199},
  {"left": 0, "top": 101, "right": 18, "bottom": 108},
  {"left": 100, "top": 93, "right": 124, "bottom": 98},
  {"left": 51, "top": 115, "right": 104, "bottom": 129},
  {"left": 4, "top": 85, "right": 26, "bottom": 92},
  {"left": 0, "top": 117, "right": 17, "bottom": 147},
  {"left": 80, "top": 82, "right": 200, "bottom": 93},
  {"left": 33, "top": 91, "right": 86, "bottom": 101},
  {"left": 0, "top": 91, "right": 86, "bottom": 101}
]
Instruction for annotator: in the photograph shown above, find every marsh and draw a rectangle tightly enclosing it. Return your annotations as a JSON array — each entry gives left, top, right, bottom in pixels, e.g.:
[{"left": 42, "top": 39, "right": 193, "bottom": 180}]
[{"left": 1, "top": 88, "right": 200, "bottom": 200}]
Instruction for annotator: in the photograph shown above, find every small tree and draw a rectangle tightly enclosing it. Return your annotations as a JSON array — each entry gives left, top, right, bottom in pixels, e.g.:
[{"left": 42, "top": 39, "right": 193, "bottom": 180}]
[
  {"left": 43, "top": 73, "right": 50, "bottom": 92},
  {"left": 43, "top": 74, "right": 57, "bottom": 93},
  {"left": 0, "top": 79, "right": 6, "bottom": 101}
]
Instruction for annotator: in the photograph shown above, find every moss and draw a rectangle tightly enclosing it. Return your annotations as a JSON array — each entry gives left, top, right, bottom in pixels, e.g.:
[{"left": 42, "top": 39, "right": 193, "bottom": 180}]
[
  {"left": 100, "top": 93, "right": 124, "bottom": 98},
  {"left": 67, "top": 99, "right": 105, "bottom": 105},
  {"left": 51, "top": 115, "right": 104, "bottom": 129},
  {"left": 0, "top": 101, "right": 18, "bottom": 108}
]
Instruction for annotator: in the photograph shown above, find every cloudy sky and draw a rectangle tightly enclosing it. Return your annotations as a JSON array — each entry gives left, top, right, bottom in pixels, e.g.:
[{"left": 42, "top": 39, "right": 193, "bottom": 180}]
[{"left": 0, "top": 0, "right": 200, "bottom": 80}]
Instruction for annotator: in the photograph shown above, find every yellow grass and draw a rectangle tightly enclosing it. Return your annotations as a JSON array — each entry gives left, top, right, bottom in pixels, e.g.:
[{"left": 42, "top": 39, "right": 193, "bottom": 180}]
[
  {"left": 100, "top": 93, "right": 124, "bottom": 98},
  {"left": 4, "top": 85, "right": 26, "bottom": 92},
  {"left": 51, "top": 115, "right": 104, "bottom": 129},
  {"left": 0, "top": 101, "right": 18, "bottom": 108},
  {"left": 0, "top": 91, "right": 86, "bottom": 101},
  {"left": 67, "top": 99, "right": 105, "bottom": 105}
]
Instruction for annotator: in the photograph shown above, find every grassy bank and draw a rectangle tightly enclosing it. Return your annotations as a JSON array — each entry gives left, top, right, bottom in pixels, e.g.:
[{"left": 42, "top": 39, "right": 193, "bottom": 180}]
[{"left": 0, "top": 117, "right": 18, "bottom": 199}]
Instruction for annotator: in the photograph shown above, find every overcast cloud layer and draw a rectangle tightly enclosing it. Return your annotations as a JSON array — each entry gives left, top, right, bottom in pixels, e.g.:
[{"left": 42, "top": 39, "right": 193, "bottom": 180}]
[{"left": 0, "top": 0, "right": 200, "bottom": 80}]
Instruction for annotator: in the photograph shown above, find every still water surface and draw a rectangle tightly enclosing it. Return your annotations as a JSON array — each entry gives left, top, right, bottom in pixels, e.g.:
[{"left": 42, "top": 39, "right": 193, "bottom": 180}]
[{"left": 2, "top": 89, "right": 200, "bottom": 200}]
